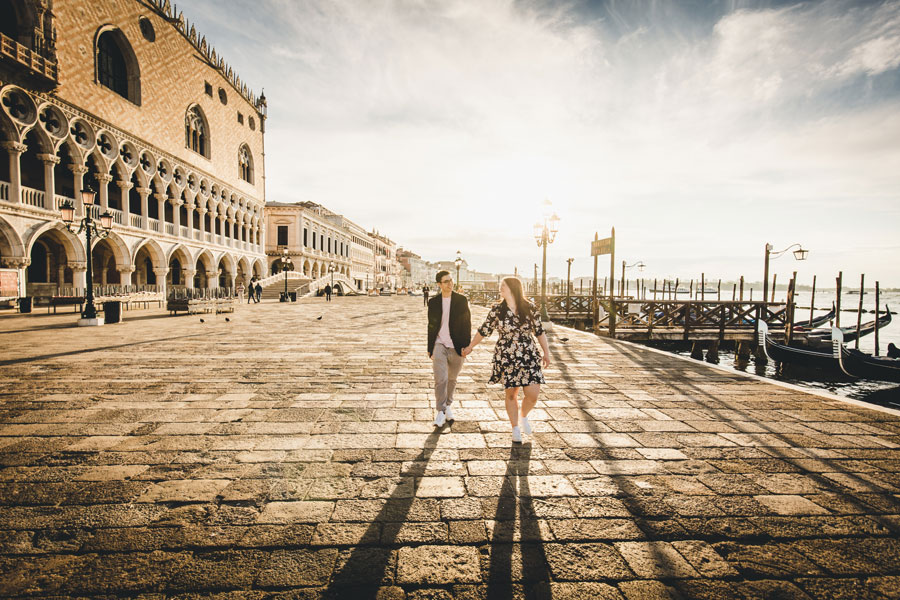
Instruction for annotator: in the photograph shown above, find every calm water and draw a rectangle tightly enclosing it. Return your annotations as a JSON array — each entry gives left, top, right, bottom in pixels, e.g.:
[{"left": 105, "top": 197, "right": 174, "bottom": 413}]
[{"left": 669, "top": 289, "right": 900, "bottom": 406}]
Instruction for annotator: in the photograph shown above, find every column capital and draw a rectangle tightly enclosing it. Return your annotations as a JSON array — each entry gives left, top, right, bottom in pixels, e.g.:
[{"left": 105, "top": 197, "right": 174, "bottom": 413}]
[
  {"left": 95, "top": 173, "right": 113, "bottom": 183},
  {"left": 68, "top": 164, "right": 88, "bottom": 175},
  {"left": 153, "top": 192, "right": 167, "bottom": 202},
  {"left": 136, "top": 187, "right": 152, "bottom": 196},
  {"left": 0, "top": 141, "right": 27, "bottom": 154},
  {"left": 117, "top": 266, "right": 135, "bottom": 274},
  {"left": 36, "top": 153, "right": 60, "bottom": 165},
  {"left": 206, "top": 270, "right": 218, "bottom": 278},
  {"left": 116, "top": 180, "right": 134, "bottom": 190},
  {"left": 182, "top": 268, "right": 196, "bottom": 276},
  {"left": 1, "top": 257, "right": 30, "bottom": 269},
  {"left": 197, "top": 207, "right": 208, "bottom": 215},
  {"left": 70, "top": 262, "right": 87, "bottom": 272},
  {"left": 153, "top": 267, "right": 170, "bottom": 276}
]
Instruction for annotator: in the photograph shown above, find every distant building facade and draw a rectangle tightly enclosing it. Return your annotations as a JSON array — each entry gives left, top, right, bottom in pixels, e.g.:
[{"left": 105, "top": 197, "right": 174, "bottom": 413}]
[
  {"left": 264, "top": 201, "right": 352, "bottom": 281},
  {"left": 370, "top": 231, "right": 399, "bottom": 290},
  {"left": 397, "top": 248, "right": 432, "bottom": 287},
  {"left": 0, "top": 0, "right": 268, "bottom": 297}
]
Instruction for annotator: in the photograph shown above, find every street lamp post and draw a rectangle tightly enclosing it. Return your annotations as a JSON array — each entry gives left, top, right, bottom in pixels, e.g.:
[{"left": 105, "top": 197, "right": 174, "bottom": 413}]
[
  {"left": 621, "top": 261, "right": 646, "bottom": 297},
  {"left": 763, "top": 243, "right": 808, "bottom": 318},
  {"left": 565, "top": 258, "right": 574, "bottom": 321},
  {"left": 329, "top": 261, "right": 335, "bottom": 288},
  {"left": 454, "top": 250, "right": 462, "bottom": 292},
  {"left": 280, "top": 247, "right": 294, "bottom": 301},
  {"left": 533, "top": 207, "right": 560, "bottom": 320},
  {"left": 60, "top": 185, "right": 113, "bottom": 326}
]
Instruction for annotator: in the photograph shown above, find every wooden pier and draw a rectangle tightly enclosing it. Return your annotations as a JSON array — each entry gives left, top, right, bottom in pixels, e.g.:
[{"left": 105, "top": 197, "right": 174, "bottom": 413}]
[{"left": 467, "top": 291, "right": 792, "bottom": 343}]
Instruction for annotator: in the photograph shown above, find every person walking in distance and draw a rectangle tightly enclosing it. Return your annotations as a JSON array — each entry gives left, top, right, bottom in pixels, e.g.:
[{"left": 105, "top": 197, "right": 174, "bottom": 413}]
[
  {"left": 423, "top": 285, "right": 430, "bottom": 308},
  {"left": 427, "top": 270, "right": 471, "bottom": 427},
  {"left": 324, "top": 284, "right": 332, "bottom": 302},
  {"left": 463, "top": 277, "right": 550, "bottom": 443},
  {"left": 249, "top": 277, "right": 257, "bottom": 304},
  {"left": 254, "top": 280, "right": 262, "bottom": 303}
]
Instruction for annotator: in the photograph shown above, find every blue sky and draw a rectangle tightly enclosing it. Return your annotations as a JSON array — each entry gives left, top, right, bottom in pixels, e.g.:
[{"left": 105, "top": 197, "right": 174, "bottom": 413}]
[{"left": 186, "top": 0, "right": 900, "bottom": 286}]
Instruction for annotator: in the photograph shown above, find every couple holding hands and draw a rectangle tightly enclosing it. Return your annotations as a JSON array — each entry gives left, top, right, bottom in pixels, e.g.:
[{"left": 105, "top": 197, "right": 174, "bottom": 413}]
[{"left": 426, "top": 270, "right": 551, "bottom": 443}]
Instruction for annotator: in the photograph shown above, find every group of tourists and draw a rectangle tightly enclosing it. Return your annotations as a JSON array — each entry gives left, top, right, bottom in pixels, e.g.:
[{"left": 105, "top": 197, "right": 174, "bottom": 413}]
[
  {"left": 240, "top": 277, "right": 261, "bottom": 303},
  {"left": 426, "top": 270, "right": 550, "bottom": 443}
]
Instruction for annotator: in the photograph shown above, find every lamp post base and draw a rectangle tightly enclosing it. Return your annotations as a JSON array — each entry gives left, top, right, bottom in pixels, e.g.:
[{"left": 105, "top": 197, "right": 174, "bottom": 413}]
[{"left": 77, "top": 316, "right": 105, "bottom": 327}]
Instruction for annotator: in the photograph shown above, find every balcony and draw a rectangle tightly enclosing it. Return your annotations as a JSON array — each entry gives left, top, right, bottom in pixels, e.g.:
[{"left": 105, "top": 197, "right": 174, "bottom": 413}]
[{"left": 0, "top": 32, "right": 58, "bottom": 86}]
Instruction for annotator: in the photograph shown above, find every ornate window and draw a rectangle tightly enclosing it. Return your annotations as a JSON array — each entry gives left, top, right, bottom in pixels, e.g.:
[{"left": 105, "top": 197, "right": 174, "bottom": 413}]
[
  {"left": 95, "top": 28, "right": 141, "bottom": 104},
  {"left": 239, "top": 144, "right": 253, "bottom": 183},
  {"left": 185, "top": 105, "right": 209, "bottom": 158}
]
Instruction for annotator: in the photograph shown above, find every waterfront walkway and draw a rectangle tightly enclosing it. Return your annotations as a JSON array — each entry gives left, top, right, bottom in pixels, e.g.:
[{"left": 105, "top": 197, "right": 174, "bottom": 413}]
[{"left": 1, "top": 296, "right": 899, "bottom": 599}]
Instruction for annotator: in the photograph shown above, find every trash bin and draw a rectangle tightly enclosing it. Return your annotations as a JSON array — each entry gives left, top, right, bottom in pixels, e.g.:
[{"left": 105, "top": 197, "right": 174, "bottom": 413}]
[
  {"left": 289, "top": 291, "right": 297, "bottom": 302},
  {"left": 103, "top": 301, "right": 122, "bottom": 324},
  {"left": 18, "top": 296, "right": 32, "bottom": 314}
]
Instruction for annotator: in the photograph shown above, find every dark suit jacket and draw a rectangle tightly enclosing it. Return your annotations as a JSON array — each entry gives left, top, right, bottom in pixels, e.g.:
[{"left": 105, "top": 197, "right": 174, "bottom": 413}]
[{"left": 427, "top": 291, "right": 472, "bottom": 356}]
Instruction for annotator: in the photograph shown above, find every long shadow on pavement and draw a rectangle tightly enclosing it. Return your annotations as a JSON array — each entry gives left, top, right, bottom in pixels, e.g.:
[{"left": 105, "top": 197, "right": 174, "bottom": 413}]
[{"left": 323, "top": 428, "right": 443, "bottom": 598}]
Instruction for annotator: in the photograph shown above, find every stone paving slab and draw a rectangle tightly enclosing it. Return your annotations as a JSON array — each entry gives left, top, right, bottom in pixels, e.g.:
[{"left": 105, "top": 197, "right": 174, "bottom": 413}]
[{"left": 1, "top": 297, "right": 900, "bottom": 599}]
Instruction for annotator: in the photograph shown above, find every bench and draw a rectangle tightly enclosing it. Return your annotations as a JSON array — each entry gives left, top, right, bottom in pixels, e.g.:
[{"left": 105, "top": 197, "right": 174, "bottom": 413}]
[{"left": 48, "top": 296, "right": 85, "bottom": 314}]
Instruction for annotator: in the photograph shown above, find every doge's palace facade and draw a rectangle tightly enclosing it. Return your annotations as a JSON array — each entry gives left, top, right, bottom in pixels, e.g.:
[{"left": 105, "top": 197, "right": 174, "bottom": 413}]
[{"left": 0, "top": 0, "right": 267, "bottom": 299}]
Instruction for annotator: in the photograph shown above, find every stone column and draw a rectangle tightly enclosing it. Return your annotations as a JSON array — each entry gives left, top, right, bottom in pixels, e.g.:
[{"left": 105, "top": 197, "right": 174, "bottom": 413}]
[
  {"left": 117, "top": 180, "right": 133, "bottom": 224},
  {"left": 69, "top": 164, "right": 87, "bottom": 216},
  {"left": 228, "top": 217, "right": 237, "bottom": 242},
  {"left": 95, "top": 173, "right": 113, "bottom": 210},
  {"left": 206, "top": 270, "right": 219, "bottom": 289},
  {"left": 118, "top": 266, "right": 134, "bottom": 288},
  {"left": 136, "top": 187, "right": 151, "bottom": 229},
  {"left": 1, "top": 142, "right": 26, "bottom": 204},
  {"left": 37, "top": 153, "right": 59, "bottom": 211},
  {"left": 71, "top": 262, "right": 87, "bottom": 290},
  {"left": 198, "top": 207, "right": 208, "bottom": 235},
  {"left": 154, "top": 192, "right": 167, "bottom": 231},
  {"left": 172, "top": 198, "right": 182, "bottom": 235},
  {"left": 153, "top": 267, "right": 169, "bottom": 296},
  {"left": 182, "top": 268, "right": 196, "bottom": 289}
]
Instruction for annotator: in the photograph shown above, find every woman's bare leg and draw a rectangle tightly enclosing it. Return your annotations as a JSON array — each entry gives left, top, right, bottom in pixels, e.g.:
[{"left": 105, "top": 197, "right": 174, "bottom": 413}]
[
  {"left": 522, "top": 384, "right": 540, "bottom": 419},
  {"left": 504, "top": 387, "right": 520, "bottom": 427}
]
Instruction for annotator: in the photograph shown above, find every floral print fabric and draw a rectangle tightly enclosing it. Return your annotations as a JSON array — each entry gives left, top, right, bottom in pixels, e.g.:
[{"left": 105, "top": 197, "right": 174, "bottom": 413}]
[{"left": 477, "top": 301, "right": 546, "bottom": 388}]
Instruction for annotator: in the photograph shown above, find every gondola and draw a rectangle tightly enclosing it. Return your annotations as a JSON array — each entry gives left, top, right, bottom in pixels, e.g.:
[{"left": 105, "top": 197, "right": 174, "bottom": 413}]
[
  {"left": 758, "top": 321, "right": 842, "bottom": 371},
  {"left": 806, "top": 306, "right": 892, "bottom": 348},
  {"left": 792, "top": 305, "right": 836, "bottom": 331},
  {"left": 837, "top": 343, "right": 900, "bottom": 383}
]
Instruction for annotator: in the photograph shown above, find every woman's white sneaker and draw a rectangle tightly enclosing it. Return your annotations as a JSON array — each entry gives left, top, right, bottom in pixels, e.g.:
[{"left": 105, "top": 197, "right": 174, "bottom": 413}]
[
  {"left": 520, "top": 416, "right": 532, "bottom": 435},
  {"left": 512, "top": 426, "right": 522, "bottom": 443},
  {"left": 445, "top": 405, "right": 454, "bottom": 421},
  {"left": 434, "top": 411, "right": 446, "bottom": 427}
]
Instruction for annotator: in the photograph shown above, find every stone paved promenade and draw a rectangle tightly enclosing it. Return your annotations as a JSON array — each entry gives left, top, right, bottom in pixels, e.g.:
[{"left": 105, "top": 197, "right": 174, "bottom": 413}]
[{"left": 1, "top": 296, "right": 900, "bottom": 599}]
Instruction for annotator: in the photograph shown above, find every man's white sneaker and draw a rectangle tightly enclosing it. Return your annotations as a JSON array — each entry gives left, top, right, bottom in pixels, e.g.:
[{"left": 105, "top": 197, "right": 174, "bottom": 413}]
[
  {"left": 445, "top": 406, "right": 454, "bottom": 421},
  {"left": 434, "top": 411, "right": 446, "bottom": 427},
  {"left": 520, "top": 416, "right": 532, "bottom": 435},
  {"left": 512, "top": 426, "right": 522, "bottom": 444}
]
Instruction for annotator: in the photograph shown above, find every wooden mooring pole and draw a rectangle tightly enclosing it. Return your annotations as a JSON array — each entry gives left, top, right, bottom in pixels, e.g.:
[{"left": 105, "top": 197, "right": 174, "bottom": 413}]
[
  {"left": 835, "top": 272, "right": 842, "bottom": 328},
  {"left": 770, "top": 274, "right": 777, "bottom": 303},
  {"left": 856, "top": 274, "right": 864, "bottom": 350},
  {"left": 875, "top": 281, "right": 881, "bottom": 356},
  {"left": 809, "top": 275, "right": 816, "bottom": 327},
  {"left": 786, "top": 272, "right": 796, "bottom": 346},
  {"left": 739, "top": 276, "right": 744, "bottom": 302}
]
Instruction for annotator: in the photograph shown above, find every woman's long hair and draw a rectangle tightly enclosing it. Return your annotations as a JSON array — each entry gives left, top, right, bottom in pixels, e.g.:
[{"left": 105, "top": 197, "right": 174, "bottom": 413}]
[{"left": 501, "top": 276, "right": 532, "bottom": 323}]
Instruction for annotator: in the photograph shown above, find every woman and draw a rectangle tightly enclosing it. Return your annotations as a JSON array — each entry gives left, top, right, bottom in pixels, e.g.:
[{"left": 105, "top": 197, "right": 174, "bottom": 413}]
[{"left": 463, "top": 277, "right": 550, "bottom": 443}]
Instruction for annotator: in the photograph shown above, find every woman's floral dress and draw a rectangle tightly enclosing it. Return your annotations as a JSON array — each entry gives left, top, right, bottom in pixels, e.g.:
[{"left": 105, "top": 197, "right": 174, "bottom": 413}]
[{"left": 477, "top": 301, "right": 546, "bottom": 388}]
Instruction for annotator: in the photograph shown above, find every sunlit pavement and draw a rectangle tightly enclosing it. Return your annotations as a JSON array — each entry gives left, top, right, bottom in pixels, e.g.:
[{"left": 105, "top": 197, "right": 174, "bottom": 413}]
[{"left": 1, "top": 295, "right": 899, "bottom": 599}]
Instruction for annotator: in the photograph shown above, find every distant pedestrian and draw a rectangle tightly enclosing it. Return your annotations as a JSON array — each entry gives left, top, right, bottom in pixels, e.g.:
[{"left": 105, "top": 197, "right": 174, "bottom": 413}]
[
  {"left": 237, "top": 282, "right": 245, "bottom": 300},
  {"left": 427, "top": 270, "right": 471, "bottom": 427},
  {"left": 248, "top": 278, "right": 257, "bottom": 304},
  {"left": 463, "top": 277, "right": 549, "bottom": 444},
  {"left": 254, "top": 281, "right": 262, "bottom": 303},
  {"left": 324, "top": 284, "right": 332, "bottom": 301},
  {"left": 423, "top": 285, "right": 429, "bottom": 307}
]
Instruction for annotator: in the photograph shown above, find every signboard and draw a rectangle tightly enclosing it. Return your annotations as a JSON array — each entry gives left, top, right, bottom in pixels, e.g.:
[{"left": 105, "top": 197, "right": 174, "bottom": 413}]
[
  {"left": 591, "top": 237, "right": 613, "bottom": 256},
  {"left": 0, "top": 269, "right": 19, "bottom": 298}
]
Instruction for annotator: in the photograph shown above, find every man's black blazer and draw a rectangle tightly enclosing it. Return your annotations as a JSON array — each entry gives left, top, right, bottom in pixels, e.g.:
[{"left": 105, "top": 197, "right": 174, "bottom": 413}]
[{"left": 427, "top": 291, "right": 472, "bottom": 356}]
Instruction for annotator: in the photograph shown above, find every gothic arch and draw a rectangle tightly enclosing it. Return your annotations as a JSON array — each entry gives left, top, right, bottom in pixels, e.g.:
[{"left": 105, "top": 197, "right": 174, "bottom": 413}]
[
  {"left": 0, "top": 215, "right": 25, "bottom": 260},
  {"left": 98, "top": 230, "right": 130, "bottom": 269},
  {"left": 252, "top": 258, "right": 265, "bottom": 278},
  {"left": 238, "top": 144, "right": 253, "bottom": 184},
  {"left": 0, "top": 0, "right": 38, "bottom": 48},
  {"left": 94, "top": 25, "right": 141, "bottom": 105},
  {"left": 25, "top": 221, "right": 85, "bottom": 264},
  {"left": 132, "top": 237, "right": 165, "bottom": 268},
  {"left": 195, "top": 249, "right": 215, "bottom": 273}
]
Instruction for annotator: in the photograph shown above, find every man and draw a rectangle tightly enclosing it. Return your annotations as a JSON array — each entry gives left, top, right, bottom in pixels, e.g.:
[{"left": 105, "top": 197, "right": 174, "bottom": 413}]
[
  {"left": 427, "top": 270, "right": 471, "bottom": 427},
  {"left": 254, "top": 281, "right": 262, "bottom": 303},
  {"left": 248, "top": 277, "right": 257, "bottom": 304},
  {"left": 324, "top": 284, "right": 332, "bottom": 302},
  {"left": 423, "top": 285, "right": 429, "bottom": 308}
]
